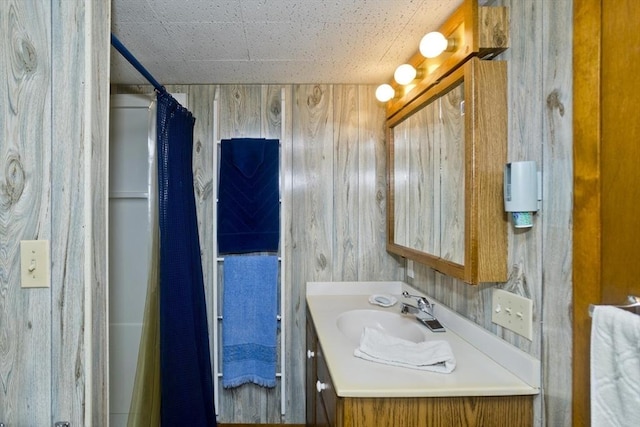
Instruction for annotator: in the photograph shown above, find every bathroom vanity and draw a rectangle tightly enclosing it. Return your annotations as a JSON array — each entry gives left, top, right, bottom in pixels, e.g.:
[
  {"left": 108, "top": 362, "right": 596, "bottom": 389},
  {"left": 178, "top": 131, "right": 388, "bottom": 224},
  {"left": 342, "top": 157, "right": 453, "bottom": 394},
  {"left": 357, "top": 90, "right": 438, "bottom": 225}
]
[{"left": 305, "top": 282, "right": 539, "bottom": 427}]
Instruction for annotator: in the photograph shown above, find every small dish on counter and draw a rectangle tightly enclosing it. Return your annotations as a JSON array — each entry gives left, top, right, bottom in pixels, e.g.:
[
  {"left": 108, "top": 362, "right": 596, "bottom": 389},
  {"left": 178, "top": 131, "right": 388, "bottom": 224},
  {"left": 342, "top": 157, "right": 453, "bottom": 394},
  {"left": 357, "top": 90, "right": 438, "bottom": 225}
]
[{"left": 368, "top": 294, "right": 397, "bottom": 307}]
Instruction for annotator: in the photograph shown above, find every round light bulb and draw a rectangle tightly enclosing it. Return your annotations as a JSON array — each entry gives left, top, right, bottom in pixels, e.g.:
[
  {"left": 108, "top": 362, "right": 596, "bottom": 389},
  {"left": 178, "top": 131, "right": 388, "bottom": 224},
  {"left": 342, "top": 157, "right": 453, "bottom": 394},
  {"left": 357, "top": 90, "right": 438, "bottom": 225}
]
[
  {"left": 419, "top": 32, "right": 449, "bottom": 58},
  {"left": 394, "top": 64, "right": 417, "bottom": 85},
  {"left": 375, "top": 84, "right": 395, "bottom": 102}
]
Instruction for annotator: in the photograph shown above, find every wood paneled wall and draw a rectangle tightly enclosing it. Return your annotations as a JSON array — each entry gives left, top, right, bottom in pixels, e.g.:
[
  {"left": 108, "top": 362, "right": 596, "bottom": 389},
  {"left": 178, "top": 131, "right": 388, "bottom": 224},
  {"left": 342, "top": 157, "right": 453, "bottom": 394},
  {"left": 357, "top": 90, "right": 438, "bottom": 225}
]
[
  {"left": 1, "top": 2, "right": 52, "bottom": 424},
  {"left": 1, "top": 1, "right": 572, "bottom": 425},
  {"left": 0, "top": 0, "right": 110, "bottom": 425},
  {"left": 113, "top": 2, "right": 573, "bottom": 422},
  {"left": 2, "top": 0, "right": 571, "bottom": 425},
  {"left": 409, "top": 1, "right": 573, "bottom": 426},
  {"left": 113, "top": 83, "right": 404, "bottom": 423}
]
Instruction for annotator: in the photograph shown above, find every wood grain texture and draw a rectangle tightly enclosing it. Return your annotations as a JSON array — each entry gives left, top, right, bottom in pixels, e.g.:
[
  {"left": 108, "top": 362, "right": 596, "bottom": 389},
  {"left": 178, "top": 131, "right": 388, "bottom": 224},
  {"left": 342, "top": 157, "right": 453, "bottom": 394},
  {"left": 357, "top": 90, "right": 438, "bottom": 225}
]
[
  {"left": 0, "top": 1, "right": 51, "bottom": 425},
  {"left": 478, "top": 6, "right": 510, "bottom": 50},
  {"left": 220, "top": 85, "right": 262, "bottom": 138},
  {"left": 573, "top": 1, "right": 640, "bottom": 425},
  {"left": 110, "top": 83, "right": 403, "bottom": 423},
  {"left": 600, "top": 0, "right": 640, "bottom": 319},
  {"left": 493, "top": 0, "right": 542, "bottom": 352},
  {"left": 89, "top": 0, "right": 111, "bottom": 424},
  {"left": 292, "top": 84, "right": 335, "bottom": 283},
  {"left": 218, "top": 85, "right": 279, "bottom": 423},
  {"left": 389, "top": 59, "right": 507, "bottom": 285},
  {"left": 333, "top": 86, "right": 359, "bottom": 281},
  {"left": 410, "top": 1, "right": 573, "bottom": 426},
  {"left": 1, "top": 0, "right": 109, "bottom": 424},
  {"left": 51, "top": 0, "right": 90, "bottom": 424},
  {"left": 341, "top": 395, "right": 533, "bottom": 427},
  {"left": 464, "top": 58, "right": 507, "bottom": 284},
  {"left": 571, "top": 0, "right": 600, "bottom": 423},
  {"left": 540, "top": 0, "right": 573, "bottom": 426},
  {"left": 357, "top": 86, "right": 403, "bottom": 282}
]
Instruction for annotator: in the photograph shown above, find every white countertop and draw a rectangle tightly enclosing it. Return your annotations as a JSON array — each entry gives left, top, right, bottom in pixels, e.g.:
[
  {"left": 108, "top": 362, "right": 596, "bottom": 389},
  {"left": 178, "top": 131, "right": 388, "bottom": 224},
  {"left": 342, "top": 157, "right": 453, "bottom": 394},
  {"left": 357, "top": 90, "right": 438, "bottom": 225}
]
[{"left": 307, "top": 281, "right": 540, "bottom": 398}]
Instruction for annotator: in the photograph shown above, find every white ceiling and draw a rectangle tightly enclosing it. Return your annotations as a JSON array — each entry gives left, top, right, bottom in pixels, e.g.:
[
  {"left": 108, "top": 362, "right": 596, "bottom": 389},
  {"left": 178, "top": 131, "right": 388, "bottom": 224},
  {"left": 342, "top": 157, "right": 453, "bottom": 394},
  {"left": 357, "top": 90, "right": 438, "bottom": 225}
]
[{"left": 110, "top": 0, "right": 463, "bottom": 85}]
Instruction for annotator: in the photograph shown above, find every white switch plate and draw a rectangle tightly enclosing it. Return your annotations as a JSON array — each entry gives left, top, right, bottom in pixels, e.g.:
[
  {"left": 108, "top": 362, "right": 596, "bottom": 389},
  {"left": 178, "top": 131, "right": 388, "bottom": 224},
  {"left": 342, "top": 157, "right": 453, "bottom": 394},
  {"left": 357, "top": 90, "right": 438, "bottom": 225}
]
[
  {"left": 20, "top": 240, "right": 50, "bottom": 288},
  {"left": 407, "top": 259, "right": 415, "bottom": 279},
  {"left": 492, "top": 288, "right": 533, "bottom": 340}
]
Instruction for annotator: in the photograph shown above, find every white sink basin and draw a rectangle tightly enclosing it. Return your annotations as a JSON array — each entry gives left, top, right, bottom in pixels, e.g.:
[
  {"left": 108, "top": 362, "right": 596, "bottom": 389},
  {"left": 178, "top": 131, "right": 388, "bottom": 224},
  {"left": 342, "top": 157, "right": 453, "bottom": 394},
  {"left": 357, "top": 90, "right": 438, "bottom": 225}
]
[{"left": 336, "top": 309, "right": 427, "bottom": 345}]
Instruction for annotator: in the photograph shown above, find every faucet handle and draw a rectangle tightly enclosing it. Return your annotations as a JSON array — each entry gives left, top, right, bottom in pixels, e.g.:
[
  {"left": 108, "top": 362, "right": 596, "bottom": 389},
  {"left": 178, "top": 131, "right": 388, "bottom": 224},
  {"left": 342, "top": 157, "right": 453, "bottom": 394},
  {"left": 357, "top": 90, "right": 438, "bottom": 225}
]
[{"left": 402, "top": 291, "right": 433, "bottom": 311}]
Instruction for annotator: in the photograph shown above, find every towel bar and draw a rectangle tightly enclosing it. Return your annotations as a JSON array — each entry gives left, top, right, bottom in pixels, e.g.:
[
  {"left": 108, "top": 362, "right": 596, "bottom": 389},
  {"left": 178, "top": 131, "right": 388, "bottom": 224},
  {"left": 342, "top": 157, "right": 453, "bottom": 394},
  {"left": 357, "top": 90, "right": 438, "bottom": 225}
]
[
  {"left": 211, "top": 87, "right": 287, "bottom": 418},
  {"left": 217, "top": 315, "right": 282, "bottom": 321},
  {"left": 588, "top": 295, "right": 640, "bottom": 317}
]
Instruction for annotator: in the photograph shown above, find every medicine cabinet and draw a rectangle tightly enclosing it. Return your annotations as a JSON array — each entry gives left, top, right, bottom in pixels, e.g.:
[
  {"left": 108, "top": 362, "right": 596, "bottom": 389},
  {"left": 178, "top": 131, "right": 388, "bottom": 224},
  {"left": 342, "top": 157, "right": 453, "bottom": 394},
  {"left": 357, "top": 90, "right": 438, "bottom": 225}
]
[{"left": 386, "top": 57, "right": 507, "bottom": 284}]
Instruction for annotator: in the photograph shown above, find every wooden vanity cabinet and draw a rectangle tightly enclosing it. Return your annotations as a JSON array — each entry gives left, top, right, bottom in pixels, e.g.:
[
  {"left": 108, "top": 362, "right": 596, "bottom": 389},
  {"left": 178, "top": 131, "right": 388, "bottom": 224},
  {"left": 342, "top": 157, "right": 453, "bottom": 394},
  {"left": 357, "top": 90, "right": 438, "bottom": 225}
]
[{"left": 306, "top": 310, "right": 533, "bottom": 427}]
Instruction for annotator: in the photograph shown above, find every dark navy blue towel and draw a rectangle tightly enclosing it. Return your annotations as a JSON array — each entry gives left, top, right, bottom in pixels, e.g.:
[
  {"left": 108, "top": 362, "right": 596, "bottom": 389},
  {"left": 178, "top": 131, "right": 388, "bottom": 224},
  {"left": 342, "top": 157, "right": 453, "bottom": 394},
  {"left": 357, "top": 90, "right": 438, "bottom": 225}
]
[{"left": 218, "top": 138, "right": 280, "bottom": 254}]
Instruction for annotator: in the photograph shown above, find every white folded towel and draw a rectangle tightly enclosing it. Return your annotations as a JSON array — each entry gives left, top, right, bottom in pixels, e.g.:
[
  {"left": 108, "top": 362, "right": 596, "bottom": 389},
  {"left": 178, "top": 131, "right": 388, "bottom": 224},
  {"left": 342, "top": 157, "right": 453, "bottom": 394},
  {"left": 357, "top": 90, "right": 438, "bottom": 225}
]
[
  {"left": 591, "top": 306, "right": 640, "bottom": 427},
  {"left": 354, "top": 327, "right": 456, "bottom": 373}
]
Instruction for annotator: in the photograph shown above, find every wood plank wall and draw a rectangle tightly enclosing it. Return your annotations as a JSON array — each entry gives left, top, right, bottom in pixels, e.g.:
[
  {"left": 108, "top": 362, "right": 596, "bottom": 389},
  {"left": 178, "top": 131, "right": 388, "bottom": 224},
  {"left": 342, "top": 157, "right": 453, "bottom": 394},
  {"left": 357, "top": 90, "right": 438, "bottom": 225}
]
[
  {"left": 1, "top": 2, "right": 52, "bottom": 425},
  {"left": 112, "top": 2, "right": 574, "bottom": 422},
  {"left": 0, "top": 0, "right": 571, "bottom": 425},
  {"left": 408, "top": 1, "right": 573, "bottom": 426},
  {"left": 1, "top": 0, "right": 110, "bottom": 425},
  {"left": 113, "top": 84, "right": 404, "bottom": 423}
]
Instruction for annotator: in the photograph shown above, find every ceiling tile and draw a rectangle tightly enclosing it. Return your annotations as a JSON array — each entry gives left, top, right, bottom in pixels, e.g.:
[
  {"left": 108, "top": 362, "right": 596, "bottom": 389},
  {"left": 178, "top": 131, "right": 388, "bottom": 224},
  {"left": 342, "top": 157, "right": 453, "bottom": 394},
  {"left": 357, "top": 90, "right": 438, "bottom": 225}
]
[
  {"left": 110, "top": 0, "right": 464, "bottom": 84},
  {"left": 148, "top": 0, "right": 243, "bottom": 23}
]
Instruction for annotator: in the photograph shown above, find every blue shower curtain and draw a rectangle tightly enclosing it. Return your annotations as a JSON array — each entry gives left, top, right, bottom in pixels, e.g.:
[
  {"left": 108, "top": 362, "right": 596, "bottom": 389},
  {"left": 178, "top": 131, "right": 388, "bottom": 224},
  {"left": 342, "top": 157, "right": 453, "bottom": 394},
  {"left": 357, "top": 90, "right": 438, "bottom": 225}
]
[{"left": 156, "top": 91, "right": 216, "bottom": 425}]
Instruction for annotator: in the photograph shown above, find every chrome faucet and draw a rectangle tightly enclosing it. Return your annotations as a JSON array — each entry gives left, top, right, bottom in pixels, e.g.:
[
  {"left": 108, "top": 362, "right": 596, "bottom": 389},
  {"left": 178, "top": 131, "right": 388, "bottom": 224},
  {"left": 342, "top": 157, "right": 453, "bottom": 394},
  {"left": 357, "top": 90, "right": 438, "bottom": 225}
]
[
  {"left": 401, "top": 291, "right": 433, "bottom": 315},
  {"left": 401, "top": 291, "right": 445, "bottom": 332}
]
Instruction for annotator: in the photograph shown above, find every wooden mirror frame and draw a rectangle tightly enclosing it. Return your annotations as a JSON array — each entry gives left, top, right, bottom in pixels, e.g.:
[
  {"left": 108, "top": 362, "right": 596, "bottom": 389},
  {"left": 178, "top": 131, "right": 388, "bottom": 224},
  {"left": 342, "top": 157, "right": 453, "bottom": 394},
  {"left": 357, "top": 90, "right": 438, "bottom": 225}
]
[{"left": 386, "top": 58, "right": 508, "bottom": 285}]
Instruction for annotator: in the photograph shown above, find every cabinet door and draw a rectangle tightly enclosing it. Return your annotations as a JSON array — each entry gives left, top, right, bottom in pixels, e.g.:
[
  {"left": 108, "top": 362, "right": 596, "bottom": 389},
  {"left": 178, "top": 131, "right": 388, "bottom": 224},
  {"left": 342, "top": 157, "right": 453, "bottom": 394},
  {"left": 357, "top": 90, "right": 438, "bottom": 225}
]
[
  {"left": 306, "top": 318, "right": 318, "bottom": 426},
  {"left": 316, "top": 348, "right": 337, "bottom": 426}
]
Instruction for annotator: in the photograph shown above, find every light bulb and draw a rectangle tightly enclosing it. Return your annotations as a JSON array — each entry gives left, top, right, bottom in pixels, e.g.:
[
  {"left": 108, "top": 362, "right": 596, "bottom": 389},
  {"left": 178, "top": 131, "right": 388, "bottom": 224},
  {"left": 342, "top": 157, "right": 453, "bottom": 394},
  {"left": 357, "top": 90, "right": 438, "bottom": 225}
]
[
  {"left": 394, "top": 64, "right": 417, "bottom": 85},
  {"left": 375, "top": 84, "right": 395, "bottom": 102},
  {"left": 419, "top": 32, "right": 449, "bottom": 58}
]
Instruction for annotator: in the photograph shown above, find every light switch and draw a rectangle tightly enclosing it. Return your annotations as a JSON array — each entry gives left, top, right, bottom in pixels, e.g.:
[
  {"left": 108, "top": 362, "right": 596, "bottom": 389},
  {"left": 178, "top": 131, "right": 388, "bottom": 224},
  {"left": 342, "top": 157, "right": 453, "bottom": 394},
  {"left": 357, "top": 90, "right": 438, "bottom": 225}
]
[
  {"left": 491, "top": 288, "right": 533, "bottom": 340},
  {"left": 20, "top": 240, "right": 50, "bottom": 288},
  {"left": 407, "top": 259, "right": 415, "bottom": 279}
]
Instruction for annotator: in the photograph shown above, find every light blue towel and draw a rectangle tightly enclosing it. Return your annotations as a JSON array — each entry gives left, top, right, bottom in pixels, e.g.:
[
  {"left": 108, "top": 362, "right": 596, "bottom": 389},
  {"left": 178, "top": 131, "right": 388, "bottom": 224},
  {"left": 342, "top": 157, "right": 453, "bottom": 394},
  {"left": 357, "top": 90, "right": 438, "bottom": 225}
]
[{"left": 222, "top": 255, "right": 278, "bottom": 388}]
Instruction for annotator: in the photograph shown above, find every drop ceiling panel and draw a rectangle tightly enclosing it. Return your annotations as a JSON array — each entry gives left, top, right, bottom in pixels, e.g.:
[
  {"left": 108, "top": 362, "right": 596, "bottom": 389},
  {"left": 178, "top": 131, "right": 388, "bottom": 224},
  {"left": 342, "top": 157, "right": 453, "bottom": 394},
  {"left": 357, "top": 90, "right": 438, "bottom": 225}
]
[{"left": 111, "top": 0, "right": 464, "bottom": 84}]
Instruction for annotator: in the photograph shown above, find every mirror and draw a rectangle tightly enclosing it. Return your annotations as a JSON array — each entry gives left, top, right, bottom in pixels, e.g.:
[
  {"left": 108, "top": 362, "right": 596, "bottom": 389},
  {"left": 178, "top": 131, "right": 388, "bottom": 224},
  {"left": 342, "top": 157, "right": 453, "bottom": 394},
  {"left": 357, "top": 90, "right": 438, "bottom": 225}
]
[
  {"left": 387, "top": 58, "right": 508, "bottom": 284},
  {"left": 393, "top": 79, "right": 465, "bottom": 263}
]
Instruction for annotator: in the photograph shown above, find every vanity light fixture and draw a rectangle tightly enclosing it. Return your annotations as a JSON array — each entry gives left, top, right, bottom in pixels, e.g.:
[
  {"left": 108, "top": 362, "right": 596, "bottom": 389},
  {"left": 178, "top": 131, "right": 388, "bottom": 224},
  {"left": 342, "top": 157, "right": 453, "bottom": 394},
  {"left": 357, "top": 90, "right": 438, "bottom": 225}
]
[
  {"left": 394, "top": 64, "right": 418, "bottom": 85},
  {"left": 375, "top": 83, "right": 396, "bottom": 102},
  {"left": 419, "top": 32, "right": 455, "bottom": 58},
  {"left": 376, "top": 0, "right": 510, "bottom": 114}
]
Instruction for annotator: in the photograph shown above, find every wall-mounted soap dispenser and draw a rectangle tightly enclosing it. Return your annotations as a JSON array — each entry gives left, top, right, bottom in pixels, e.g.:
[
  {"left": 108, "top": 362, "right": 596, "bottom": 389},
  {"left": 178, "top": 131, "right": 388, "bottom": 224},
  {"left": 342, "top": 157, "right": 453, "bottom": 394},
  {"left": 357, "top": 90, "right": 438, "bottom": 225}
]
[{"left": 504, "top": 161, "right": 541, "bottom": 228}]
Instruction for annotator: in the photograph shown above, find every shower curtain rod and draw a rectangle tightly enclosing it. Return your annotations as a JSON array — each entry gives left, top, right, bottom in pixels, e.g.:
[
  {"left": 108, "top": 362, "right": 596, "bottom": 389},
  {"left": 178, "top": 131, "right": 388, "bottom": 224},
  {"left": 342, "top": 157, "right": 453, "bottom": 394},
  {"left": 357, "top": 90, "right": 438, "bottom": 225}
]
[{"left": 111, "top": 33, "right": 166, "bottom": 94}]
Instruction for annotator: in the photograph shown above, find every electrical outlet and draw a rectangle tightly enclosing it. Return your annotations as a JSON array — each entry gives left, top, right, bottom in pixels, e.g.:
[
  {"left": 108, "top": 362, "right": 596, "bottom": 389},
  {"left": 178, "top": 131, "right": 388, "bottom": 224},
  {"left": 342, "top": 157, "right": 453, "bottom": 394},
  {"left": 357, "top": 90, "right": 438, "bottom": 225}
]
[
  {"left": 20, "top": 240, "right": 50, "bottom": 288},
  {"left": 492, "top": 288, "right": 533, "bottom": 340}
]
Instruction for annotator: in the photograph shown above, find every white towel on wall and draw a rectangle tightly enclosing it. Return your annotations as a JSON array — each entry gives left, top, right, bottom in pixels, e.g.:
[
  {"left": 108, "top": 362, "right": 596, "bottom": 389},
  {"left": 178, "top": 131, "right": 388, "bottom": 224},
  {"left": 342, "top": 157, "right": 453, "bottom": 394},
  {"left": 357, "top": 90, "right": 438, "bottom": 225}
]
[
  {"left": 591, "top": 306, "right": 640, "bottom": 427},
  {"left": 354, "top": 327, "right": 456, "bottom": 373}
]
